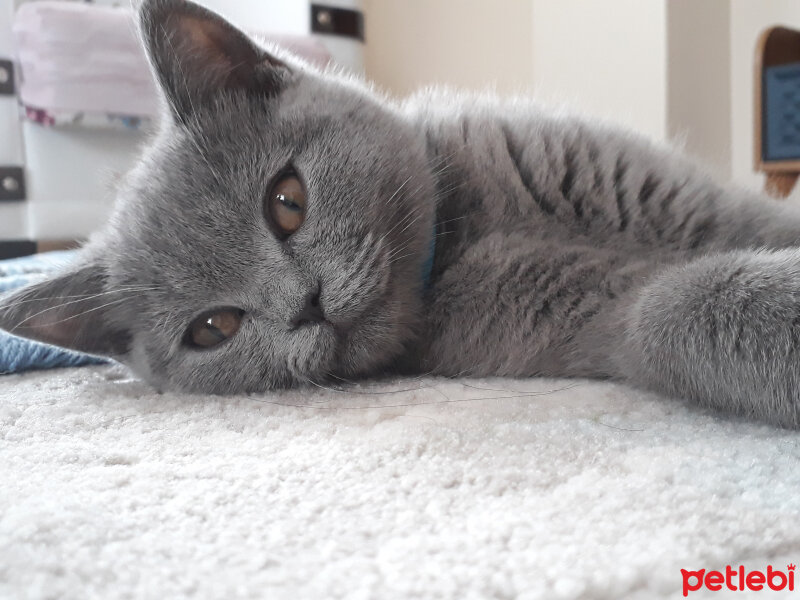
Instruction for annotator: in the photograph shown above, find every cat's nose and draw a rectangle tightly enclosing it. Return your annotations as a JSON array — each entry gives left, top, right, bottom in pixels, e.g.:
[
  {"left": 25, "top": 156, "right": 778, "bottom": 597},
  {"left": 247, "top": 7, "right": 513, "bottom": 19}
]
[{"left": 290, "top": 287, "right": 325, "bottom": 328}]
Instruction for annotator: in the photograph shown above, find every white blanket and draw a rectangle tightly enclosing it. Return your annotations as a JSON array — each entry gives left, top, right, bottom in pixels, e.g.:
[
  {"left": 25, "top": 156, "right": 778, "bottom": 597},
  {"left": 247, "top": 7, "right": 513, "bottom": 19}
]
[{"left": 1, "top": 366, "right": 797, "bottom": 599}]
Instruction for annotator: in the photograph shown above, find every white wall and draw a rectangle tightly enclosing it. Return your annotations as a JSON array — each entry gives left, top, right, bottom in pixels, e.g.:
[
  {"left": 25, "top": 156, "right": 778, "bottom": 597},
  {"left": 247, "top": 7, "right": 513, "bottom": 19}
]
[
  {"left": 529, "top": 0, "right": 800, "bottom": 193},
  {"left": 531, "top": 0, "right": 668, "bottom": 141},
  {"left": 667, "top": 0, "right": 731, "bottom": 179},
  {"left": 363, "top": 0, "right": 533, "bottom": 97},
  {"left": 364, "top": 0, "right": 800, "bottom": 196},
  {"left": 364, "top": 0, "right": 668, "bottom": 142}
]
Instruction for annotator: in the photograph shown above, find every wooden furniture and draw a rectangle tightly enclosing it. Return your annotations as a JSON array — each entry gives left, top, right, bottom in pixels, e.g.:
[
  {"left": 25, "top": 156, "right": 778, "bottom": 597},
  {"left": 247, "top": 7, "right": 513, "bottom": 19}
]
[{"left": 754, "top": 26, "right": 800, "bottom": 198}]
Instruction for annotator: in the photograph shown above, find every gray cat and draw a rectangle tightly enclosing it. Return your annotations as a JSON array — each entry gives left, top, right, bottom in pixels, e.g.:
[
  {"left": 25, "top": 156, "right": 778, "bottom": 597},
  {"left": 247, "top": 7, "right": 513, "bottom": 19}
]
[{"left": 3, "top": 0, "right": 800, "bottom": 427}]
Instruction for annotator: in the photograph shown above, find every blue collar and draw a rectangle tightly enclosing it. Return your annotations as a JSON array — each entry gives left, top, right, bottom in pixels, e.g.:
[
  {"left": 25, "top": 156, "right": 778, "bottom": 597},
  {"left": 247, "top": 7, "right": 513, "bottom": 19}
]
[{"left": 421, "top": 224, "right": 436, "bottom": 289}]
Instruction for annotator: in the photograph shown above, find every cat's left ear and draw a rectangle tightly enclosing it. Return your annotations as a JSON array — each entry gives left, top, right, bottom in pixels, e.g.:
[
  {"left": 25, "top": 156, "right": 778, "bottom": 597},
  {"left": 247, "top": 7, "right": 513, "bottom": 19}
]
[
  {"left": 137, "top": 0, "right": 290, "bottom": 123},
  {"left": 0, "top": 262, "right": 131, "bottom": 358}
]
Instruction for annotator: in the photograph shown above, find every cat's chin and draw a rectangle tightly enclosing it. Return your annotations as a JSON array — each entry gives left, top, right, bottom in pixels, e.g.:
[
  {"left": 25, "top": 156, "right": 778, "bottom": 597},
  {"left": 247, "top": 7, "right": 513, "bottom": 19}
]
[{"left": 328, "top": 310, "right": 415, "bottom": 383}]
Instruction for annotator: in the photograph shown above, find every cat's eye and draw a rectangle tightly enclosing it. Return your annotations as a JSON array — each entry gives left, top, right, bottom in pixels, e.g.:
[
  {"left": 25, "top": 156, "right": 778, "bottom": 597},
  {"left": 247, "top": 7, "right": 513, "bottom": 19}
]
[
  {"left": 265, "top": 173, "right": 307, "bottom": 237},
  {"left": 184, "top": 308, "right": 244, "bottom": 349}
]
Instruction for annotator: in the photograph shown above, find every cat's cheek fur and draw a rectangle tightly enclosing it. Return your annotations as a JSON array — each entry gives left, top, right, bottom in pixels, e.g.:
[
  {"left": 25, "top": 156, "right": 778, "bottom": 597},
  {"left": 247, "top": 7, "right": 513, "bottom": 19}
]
[
  {"left": 334, "top": 294, "right": 422, "bottom": 379},
  {"left": 285, "top": 324, "right": 338, "bottom": 383}
]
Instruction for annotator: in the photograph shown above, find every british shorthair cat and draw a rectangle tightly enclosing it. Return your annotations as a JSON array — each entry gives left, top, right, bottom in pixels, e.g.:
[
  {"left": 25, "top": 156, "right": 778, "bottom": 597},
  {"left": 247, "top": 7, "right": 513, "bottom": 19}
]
[{"left": 3, "top": 0, "right": 800, "bottom": 428}]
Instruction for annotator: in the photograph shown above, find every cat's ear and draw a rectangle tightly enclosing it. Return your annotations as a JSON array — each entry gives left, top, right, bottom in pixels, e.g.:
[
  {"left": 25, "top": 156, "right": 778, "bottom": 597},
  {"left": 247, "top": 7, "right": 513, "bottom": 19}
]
[
  {"left": 0, "top": 262, "right": 131, "bottom": 357},
  {"left": 137, "top": 0, "right": 289, "bottom": 122}
]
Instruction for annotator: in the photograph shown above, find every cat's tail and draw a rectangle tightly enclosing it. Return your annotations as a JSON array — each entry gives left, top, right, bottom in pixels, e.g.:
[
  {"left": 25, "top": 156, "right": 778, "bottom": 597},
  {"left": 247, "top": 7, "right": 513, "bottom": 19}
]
[{"left": 614, "top": 248, "right": 800, "bottom": 428}]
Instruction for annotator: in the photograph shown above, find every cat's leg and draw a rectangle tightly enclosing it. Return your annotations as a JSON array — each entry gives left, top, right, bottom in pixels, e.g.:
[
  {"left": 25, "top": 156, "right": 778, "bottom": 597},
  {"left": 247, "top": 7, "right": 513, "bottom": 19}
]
[{"left": 616, "top": 248, "right": 800, "bottom": 428}]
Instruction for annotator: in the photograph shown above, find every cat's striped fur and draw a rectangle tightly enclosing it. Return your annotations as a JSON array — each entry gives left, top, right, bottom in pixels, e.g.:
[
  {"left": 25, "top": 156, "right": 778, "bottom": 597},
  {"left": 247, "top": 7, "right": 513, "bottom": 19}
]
[{"left": 416, "top": 94, "right": 800, "bottom": 426}]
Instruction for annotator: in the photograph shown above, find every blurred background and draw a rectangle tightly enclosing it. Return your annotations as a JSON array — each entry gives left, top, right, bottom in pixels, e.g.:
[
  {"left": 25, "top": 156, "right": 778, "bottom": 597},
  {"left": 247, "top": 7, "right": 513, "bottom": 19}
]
[{"left": 2, "top": 0, "right": 800, "bottom": 257}]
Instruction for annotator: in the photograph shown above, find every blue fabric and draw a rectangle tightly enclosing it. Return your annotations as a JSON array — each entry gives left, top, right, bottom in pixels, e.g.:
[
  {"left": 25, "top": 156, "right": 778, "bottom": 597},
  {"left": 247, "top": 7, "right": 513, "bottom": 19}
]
[
  {"left": 764, "top": 62, "right": 800, "bottom": 161},
  {"left": 0, "top": 251, "right": 105, "bottom": 375}
]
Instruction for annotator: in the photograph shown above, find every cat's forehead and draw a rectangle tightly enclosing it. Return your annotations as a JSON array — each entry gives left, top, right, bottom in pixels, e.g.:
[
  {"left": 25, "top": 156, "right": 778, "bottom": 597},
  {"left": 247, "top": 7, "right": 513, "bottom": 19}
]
[{"left": 192, "top": 74, "right": 383, "bottom": 144}]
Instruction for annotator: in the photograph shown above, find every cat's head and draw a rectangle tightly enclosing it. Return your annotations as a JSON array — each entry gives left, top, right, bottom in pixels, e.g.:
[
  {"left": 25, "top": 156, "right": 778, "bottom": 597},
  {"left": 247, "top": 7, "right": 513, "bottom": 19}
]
[{"left": 0, "top": 0, "right": 435, "bottom": 392}]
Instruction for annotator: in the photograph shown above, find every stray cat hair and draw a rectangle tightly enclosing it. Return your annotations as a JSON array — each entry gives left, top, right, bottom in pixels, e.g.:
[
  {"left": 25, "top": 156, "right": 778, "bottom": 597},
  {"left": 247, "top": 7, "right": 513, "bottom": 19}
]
[{"left": 3, "top": 0, "right": 800, "bottom": 428}]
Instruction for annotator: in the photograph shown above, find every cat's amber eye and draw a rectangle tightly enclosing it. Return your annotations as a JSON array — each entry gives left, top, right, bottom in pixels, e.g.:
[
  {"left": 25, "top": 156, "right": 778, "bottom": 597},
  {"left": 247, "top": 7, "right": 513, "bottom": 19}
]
[
  {"left": 185, "top": 309, "right": 244, "bottom": 349},
  {"left": 266, "top": 173, "right": 307, "bottom": 237}
]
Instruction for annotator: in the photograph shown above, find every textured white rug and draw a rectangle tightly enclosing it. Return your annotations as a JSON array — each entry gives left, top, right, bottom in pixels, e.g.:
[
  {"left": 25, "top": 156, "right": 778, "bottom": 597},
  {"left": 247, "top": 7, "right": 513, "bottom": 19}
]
[{"left": 1, "top": 365, "right": 798, "bottom": 599}]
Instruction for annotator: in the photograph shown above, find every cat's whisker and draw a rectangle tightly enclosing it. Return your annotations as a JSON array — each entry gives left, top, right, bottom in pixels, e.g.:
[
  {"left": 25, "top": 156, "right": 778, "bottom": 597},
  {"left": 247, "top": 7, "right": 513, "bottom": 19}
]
[
  {"left": 429, "top": 156, "right": 453, "bottom": 172},
  {"left": 0, "top": 285, "right": 162, "bottom": 309},
  {"left": 325, "top": 370, "right": 437, "bottom": 386},
  {"left": 435, "top": 213, "right": 472, "bottom": 227},
  {"left": 396, "top": 213, "right": 423, "bottom": 237},
  {"left": 304, "top": 375, "right": 434, "bottom": 396},
  {"left": 427, "top": 149, "right": 459, "bottom": 172},
  {"left": 385, "top": 175, "right": 413, "bottom": 205},
  {"left": 7, "top": 287, "right": 160, "bottom": 330},
  {"left": 324, "top": 371, "right": 358, "bottom": 384},
  {"left": 433, "top": 181, "right": 466, "bottom": 198},
  {"left": 385, "top": 242, "right": 413, "bottom": 262},
  {"left": 387, "top": 252, "right": 418, "bottom": 265},
  {"left": 406, "top": 179, "right": 435, "bottom": 200},
  {"left": 378, "top": 173, "right": 462, "bottom": 253},
  {"left": 382, "top": 217, "right": 425, "bottom": 261},
  {"left": 377, "top": 213, "right": 415, "bottom": 249},
  {"left": 431, "top": 164, "right": 455, "bottom": 180},
  {"left": 383, "top": 203, "right": 423, "bottom": 238},
  {"left": 12, "top": 296, "right": 133, "bottom": 332},
  {"left": 252, "top": 380, "right": 585, "bottom": 410},
  {"left": 458, "top": 380, "right": 585, "bottom": 395},
  {"left": 153, "top": 307, "right": 182, "bottom": 336}
]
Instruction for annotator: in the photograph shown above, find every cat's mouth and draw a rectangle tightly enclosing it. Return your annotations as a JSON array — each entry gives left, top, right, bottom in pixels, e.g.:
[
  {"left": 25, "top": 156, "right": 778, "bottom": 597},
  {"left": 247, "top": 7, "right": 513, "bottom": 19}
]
[{"left": 285, "top": 318, "right": 339, "bottom": 382}]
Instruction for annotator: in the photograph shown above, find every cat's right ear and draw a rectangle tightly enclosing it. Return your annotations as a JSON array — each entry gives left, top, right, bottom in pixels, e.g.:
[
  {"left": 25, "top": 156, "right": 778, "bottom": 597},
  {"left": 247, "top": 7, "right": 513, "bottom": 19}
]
[{"left": 137, "top": 0, "right": 290, "bottom": 123}]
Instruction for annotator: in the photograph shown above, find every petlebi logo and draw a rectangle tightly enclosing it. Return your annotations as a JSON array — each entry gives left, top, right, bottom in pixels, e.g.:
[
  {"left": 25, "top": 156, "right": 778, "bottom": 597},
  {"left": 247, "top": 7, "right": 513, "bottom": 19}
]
[{"left": 681, "top": 563, "right": 796, "bottom": 596}]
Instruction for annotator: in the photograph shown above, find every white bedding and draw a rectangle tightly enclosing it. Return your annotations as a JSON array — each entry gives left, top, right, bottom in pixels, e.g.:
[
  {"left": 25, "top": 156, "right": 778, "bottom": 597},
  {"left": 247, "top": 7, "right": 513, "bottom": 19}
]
[{"left": 1, "top": 366, "right": 798, "bottom": 599}]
